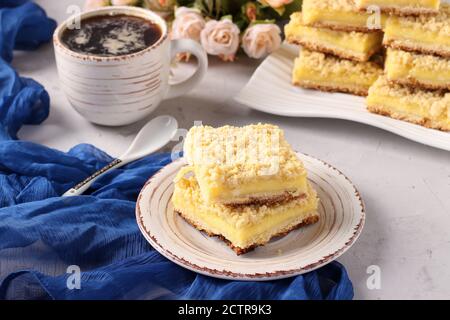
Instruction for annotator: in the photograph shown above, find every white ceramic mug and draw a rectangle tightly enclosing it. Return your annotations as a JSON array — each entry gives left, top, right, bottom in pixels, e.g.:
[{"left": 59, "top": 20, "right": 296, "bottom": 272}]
[{"left": 53, "top": 6, "right": 208, "bottom": 126}]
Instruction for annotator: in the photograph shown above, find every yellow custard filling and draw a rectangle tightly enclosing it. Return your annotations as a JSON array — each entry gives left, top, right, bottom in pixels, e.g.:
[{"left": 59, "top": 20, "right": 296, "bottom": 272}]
[
  {"left": 302, "top": 0, "right": 386, "bottom": 31},
  {"left": 357, "top": 0, "right": 440, "bottom": 11},
  {"left": 385, "top": 49, "right": 450, "bottom": 88},
  {"left": 385, "top": 20, "right": 450, "bottom": 47},
  {"left": 178, "top": 167, "right": 309, "bottom": 205},
  {"left": 384, "top": 4, "right": 450, "bottom": 52},
  {"left": 293, "top": 49, "right": 383, "bottom": 93},
  {"left": 182, "top": 124, "right": 308, "bottom": 204},
  {"left": 367, "top": 76, "right": 450, "bottom": 129},
  {"left": 285, "top": 12, "right": 383, "bottom": 61},
  {"left": 172, "top": 175, "right": 319, "bottom": 249}
]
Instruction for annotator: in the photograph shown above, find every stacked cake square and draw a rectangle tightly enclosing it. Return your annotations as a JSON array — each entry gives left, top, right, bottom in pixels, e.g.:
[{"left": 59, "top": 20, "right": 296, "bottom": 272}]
[
  {"left": 285, "top": 0, "right": 385, "bottom": 96},
  {"left": 368, "top": 3, "right": 450, "bottom": 131},
  {"left": 172, "top": 124, "right": 319, "bottom": 255},
  {"left": 285, "top": 0, "right": 449, "bottom": 131}
]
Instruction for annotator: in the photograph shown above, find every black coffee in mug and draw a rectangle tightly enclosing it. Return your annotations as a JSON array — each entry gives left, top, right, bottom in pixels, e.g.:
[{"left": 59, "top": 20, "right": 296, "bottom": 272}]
[{"left": 61, "top": 14, "right": 162, "bottom": 56}]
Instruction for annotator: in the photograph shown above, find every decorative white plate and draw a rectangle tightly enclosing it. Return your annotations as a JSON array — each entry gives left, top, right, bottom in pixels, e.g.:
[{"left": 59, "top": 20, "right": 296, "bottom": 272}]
[
  {"left": 235, "top": 44, "right": 450, "bottom": 152},
  {"left": 136, "top": 153, "right": 365, "bottom": 281}
]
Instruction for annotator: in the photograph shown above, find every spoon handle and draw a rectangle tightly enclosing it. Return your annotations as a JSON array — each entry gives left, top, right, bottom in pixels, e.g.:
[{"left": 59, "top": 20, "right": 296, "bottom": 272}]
[{"left": 62, "top": 159, "right": 123, "bottom": 197}]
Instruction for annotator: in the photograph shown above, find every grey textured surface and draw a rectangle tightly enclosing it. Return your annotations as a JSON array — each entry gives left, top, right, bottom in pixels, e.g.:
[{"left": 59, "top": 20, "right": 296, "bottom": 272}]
[{"left": 10, "top": 0, "right": 450, "bottom": 299}]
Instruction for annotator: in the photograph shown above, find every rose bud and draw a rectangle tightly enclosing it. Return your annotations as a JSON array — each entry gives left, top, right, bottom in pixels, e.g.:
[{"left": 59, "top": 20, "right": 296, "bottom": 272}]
[
  {"left": 200, "top": 19, "right": 240, "bottom": 62},
  {"left": 242, "top": 23, "right": 281, "bottom": 59}
]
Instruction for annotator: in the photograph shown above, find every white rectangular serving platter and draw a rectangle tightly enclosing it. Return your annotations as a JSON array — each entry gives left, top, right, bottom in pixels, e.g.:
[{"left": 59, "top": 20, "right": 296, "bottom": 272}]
[{"left": 235, "top": 44, "right": 450, "bottom": 152}]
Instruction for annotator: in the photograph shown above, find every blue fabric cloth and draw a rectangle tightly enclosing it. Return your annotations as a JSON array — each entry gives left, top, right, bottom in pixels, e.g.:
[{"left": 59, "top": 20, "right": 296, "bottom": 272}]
[
  {"left": 0, "top": 1, "right": 56, "bottom": 62},
  {"left": 0, "top": 1, "right": 354, "bottom": 300},
  {"left": 0, "top": 1, "right": 55, "bottom": 140}
]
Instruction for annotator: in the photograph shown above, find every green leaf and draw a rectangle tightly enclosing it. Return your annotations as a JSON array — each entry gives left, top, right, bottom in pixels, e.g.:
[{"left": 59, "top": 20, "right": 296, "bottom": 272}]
[
  {"left": 235, "top": 19, "right": 247, "bottom": 30},
  {"left": 249, "top": 19, "right": 276, "bottom": 26},
  {"left": 282, "top": 0, "right": 303, "bottom": 18},
  {"left": 173, "top": 0, "right": 302, "bottom": 22},
  {"left": 192, "top": 0, "right": 206, "bottom": 12}
]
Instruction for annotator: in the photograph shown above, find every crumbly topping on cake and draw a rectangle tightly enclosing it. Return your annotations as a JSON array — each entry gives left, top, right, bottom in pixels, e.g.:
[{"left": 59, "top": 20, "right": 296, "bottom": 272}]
[
  {"left": 357, "top": 0, "right": 440, "bottom": 9},
  {"left": 388, "top": 48, "right": 450, "bottom": 71},
  {"left": 369, "top": 76, "right": 450, "bottom": 118},
  {"left": 392, "top": 4, "right": 450, "bottom": 35},
  {"left": 298, "top": 49, "right": 383, "bottom": 82},
  {"left": 174, "top": 175, "right": 318, "bottom": 228},
  {"left": 183, "top": 124, "right": 306, "bottom": 187},
  {"left": 303, "top": 0, "right": 359, "bottom": 12}
]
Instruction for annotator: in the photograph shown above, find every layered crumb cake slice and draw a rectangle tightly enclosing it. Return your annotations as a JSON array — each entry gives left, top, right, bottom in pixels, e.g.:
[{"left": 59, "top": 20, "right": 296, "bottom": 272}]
[
  {"left": 385, "top": 48, "right": 450, "bottom": 91},
  {"left": 173, "top": 124, "right": 320, "bottom": 255},
  {"left": 172, "top": 173, "right": 319, "bottom": 255},
  {"left": 285, "top": 12, "right": 383, "bottom": 62},
  {"left": 292, "top": 49, "right": 383, "bottom": 96},
  {"left": 383, "top": 4, "right": 450, "bottom": 58},
  {"left": 182, "top": 124, "right": 310, "bottom": 206},
  {"left": 302, "top": 0, "right": 386, "bottom": 32},
  {"left": 367, "top": 76, "right": 450, "bottom": 131}
]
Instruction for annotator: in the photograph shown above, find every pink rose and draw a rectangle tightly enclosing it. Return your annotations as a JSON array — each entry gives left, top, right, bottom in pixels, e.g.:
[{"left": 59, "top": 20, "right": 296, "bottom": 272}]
[
  {"left": 200, "top": 19, "right": 240, "bottom": 61},
  {"left": 84, "top": 0, "right": 110, "bottom": 11},
  {"left": 242, "top": 24, "right": 281, "bottom": 59},
  {"left": 172, "top": 7, "right": 205, "bottom": 42}
]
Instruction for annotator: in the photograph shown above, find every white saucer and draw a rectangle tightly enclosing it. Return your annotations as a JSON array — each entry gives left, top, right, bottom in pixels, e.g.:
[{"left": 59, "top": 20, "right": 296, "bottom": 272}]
[{"left": 136, "top": 153, "right": 365, "bottom": 281}]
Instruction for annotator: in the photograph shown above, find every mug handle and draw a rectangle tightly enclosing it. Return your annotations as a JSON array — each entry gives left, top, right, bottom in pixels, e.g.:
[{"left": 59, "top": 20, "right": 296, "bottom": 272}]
[{"left": 165, "top": 39, "right": 208, "bottom": 100}]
